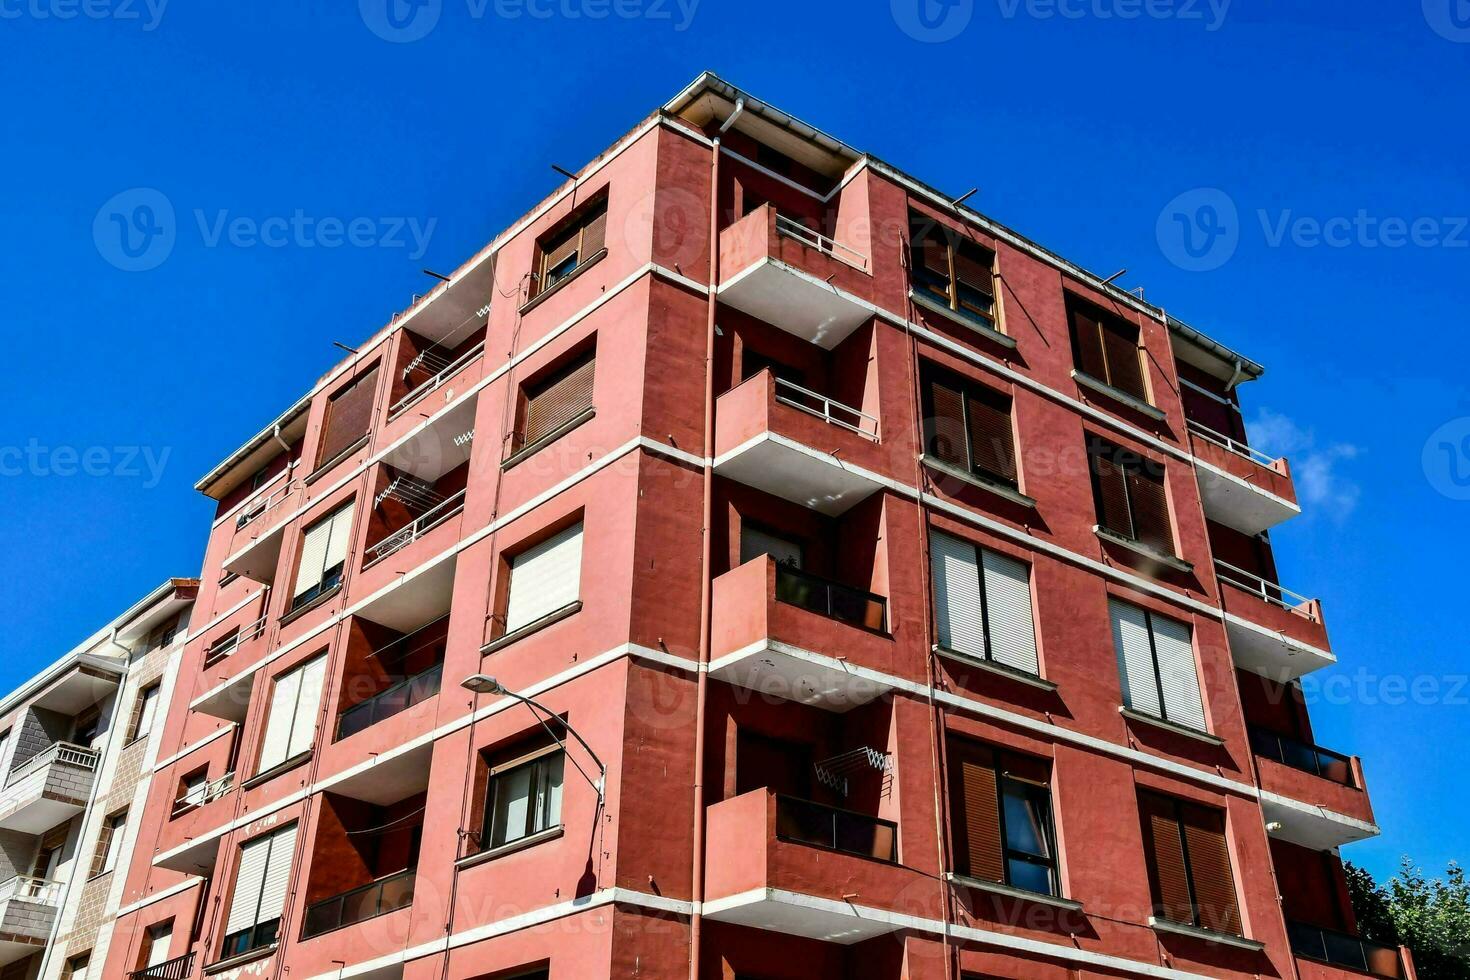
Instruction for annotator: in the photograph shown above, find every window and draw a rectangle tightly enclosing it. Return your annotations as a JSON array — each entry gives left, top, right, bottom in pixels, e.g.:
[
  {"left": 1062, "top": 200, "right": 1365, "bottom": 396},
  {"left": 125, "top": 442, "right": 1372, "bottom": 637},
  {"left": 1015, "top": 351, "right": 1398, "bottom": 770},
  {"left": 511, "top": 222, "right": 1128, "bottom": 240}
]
[
  {"left": 177, "top": 770, "right": 208, "bottom": 811},
  {"left": 74, "top": 707, "right": 103, "bottom": 747},
  {"left": 531, "top": 195, "right": 608, "bottom": 299},
  {"left": 910, "top": 213, "right": 997, "bottom": 329},
  {"left": 1087, "top": 436, "right": 1173, "bottom": 554},
  {"left": 1139, "top": 791, "right": 1242, "bottom": 935},
  {"left": 922, "top": 369, "right": 1018, "bottom": 489},
  {"left": 128, "top": 683, "right": 161, "bottom": 743},
  {"left": 929, "top": 531, "right": 1039, "bottom": 676},
  {"left": 1068, "top": 294, "right": 1147, "bottom": 401},
  {"left": 91, "top": 809, "right": 128, "bottom": 877},
  {"left": 946, "top": 739, "right": 1060, "bottom": 897},
  {"left": 290, "top": 502, "right": 355, "bottom": 612},
  {"left": 503, "top": 523, "right": 583, "bottom": 635},
  {"left": 740, "top": 525, "right": 804, "bottom": 569},
  {"left": 257, "top": 655, "right": 327, "bottom": 775},
  {"left": 316, "top": 367, "right": 379, "bottom": 468},
  {"left": 61, "top": 953, "right": 90, "bottom": 980},
  {"left": 146, "top": 615, "right": 181, "bottom": 652},
  {"left": 221, "top": 824, "right": 297, "bottom": 960},
  {"left": 482, "top": 747, "right": 564, "bottom": 851},
  {"left": 1110, "top": 599, "right": 1206, "bottom": 732},
  {"left": 143, "top": 922, "right": 174, "bottom": 970},
  {"left": 513, "top": 353, "right": 595, "bottom": 455}
]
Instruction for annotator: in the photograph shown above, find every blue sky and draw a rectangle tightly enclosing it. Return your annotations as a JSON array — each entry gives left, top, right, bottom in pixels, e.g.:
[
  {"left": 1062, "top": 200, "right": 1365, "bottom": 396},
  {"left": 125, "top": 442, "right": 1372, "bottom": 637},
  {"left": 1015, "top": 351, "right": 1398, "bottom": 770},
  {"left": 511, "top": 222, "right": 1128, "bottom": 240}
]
[{"left": 1, "top": 0, "right": 1466, "bottom": 880}]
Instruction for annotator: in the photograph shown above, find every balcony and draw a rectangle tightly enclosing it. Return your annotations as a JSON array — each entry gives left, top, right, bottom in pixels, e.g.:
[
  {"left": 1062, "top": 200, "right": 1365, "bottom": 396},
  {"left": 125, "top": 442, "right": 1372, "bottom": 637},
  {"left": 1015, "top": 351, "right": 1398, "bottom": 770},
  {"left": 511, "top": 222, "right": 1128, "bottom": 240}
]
[
  {"left": 172, "top": 772, "right": 234, "bottom": 817},
  {"left": 336, "top": 663, "right": 442, "bottom": 741},
  {"left": 718, "top": 205, "right": 875, "bottom": 349},
  {"left": 1217, "top": 561, "right": 1334, "bottom": 681},
  {"left": 713, "top": 369, "right": 884, "bottom": 517},
  {"left": 703, "top": 789, "right": 916, "bottom": 945},
  {"left": 363, "top": 487, "right": 466, "bottom": 571},
  {"left": 1187, "top": 420, "right": 1300, "bottom": 535},
  {"left": 709, "top": 556, "right": 894, "bottom": 711},
  {"left": 0, "top": 877, "right": 60, "bottom": 965},
  {"left": 130, "top": 952, "right": 196, "bottom": 980},
  {"left": 1289, "top": 922, "right": 1415, "bottom": 979},
  {"left": 0, "top": 743, "right": 100, "bottom": 833},
  {"left": 203, "top": 616, "right": 267, "bottom": 667},
  {"left": 389, "top": 337, "right": 486, "bottom": 422},
  {"left": 301, "top": 868, "right": 416, "bottom": 939},
  {"left": 223, "top": 479, "right": 303, "bottom": 583},
  {"left": 1258, "top": 732, "right": 1377, "bottom": 850}
]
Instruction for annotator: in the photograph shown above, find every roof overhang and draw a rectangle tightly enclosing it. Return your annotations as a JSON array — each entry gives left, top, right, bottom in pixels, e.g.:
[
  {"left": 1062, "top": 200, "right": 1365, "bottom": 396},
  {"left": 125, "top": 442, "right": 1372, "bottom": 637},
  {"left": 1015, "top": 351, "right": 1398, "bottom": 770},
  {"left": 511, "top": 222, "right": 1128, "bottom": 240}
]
[
  {"left": 195, "top": 398, "right": 311, "bottom": 500},
  {"left": 1167, "top": 315, "right": 1265, "bottom": 388}
]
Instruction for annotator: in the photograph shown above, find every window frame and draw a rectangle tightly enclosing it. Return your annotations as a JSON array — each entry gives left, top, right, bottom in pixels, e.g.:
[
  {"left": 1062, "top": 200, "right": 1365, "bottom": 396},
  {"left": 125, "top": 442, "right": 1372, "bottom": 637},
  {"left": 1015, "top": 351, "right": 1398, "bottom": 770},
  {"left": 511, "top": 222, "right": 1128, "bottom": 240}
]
[
  {"left": 510, "top": 349, "right": 596, "bottom": 460},
  {"left": 921, "top": 366, "right": 1020, "bottom": 490},
  {"left": 127, "top": 682, "right": 161, "bottom": 744},
  {"left": 909, "top": 213, "right": 999, "bottom": 330},
  {"left": 480, "top": 745, "right": 566, "bottom": 853},
  {"left": 254, "top": 654, "right": 327, "bottom": 777},
  {"left": 530, "top": 193, "right": 609, "bottom": 301},
  {"left": 947, "top": 739, "right": 1062, "bottom": 898},
  {"left": 220, "top": 823, "right": 298, "bottom": 962},
  {"left": 1067, "top": 293, "right": 1149, "bottom": 403},
  {"left": 314, "top": 365, "right": 380, "bottom": 470},
  {"left": 289, "top": 501, "right": 356, "bottom": 613},
  {"left": 91, "top": 808, "right": 128, "bottom": 878},
  {"left": 1139, "top": 791, "right": 1243, "bottom": 935},
  {"left": 928, "top": 530, "right": 1040, "bottom": 678},
  {"left": 1111, "top": 598, "right": 1207, "bottom": 733},
  {"left": 1087, "top": 436, "right": 1174, "bottom": 555}
]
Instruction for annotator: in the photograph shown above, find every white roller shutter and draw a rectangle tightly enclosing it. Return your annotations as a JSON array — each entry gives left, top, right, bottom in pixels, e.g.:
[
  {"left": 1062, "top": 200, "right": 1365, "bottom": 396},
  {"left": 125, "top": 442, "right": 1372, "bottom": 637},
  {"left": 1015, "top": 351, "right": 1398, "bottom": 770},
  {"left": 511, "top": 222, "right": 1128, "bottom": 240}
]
[
  {"left": 256, "top": 667, "right": 302, "bottom": 773},
  {"left": 225, "top": 832, "right": 273, "bottom": 936},
  {"left": 981, "top": 549, "right": 1038, "bottom": 675},
  {"left": 256, "top": 823, "right": 298, "bottom": 928},
  {"left": 1152, "top": 614, "right": 1206, "bottom": 731},
  {"left": 929, "top": 531, "right": 985, "bottom": 659},
  {"left": 286, "top": 656, "right": 327, "bottom": 760},
  {"left": 1110, "top": 599, "right": 1162, "bottom": 718},
  {"left": 505, "top": 523, "right": 583, "bottom": 633},
  {"left": 292, "top": 519, "right": 332, "bottom": 601},
  {"left": 323, "top": 503, "right": 355, "bottom": 575}
]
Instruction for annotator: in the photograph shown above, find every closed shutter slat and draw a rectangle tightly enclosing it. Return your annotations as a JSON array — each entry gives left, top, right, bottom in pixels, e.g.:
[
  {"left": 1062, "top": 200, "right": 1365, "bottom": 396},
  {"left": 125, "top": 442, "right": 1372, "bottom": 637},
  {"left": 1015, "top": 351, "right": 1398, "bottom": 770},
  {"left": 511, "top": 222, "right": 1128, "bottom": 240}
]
[
  {"left": 286, "top": 656, "right": 327, "bottom": 760},
  {"left": 1181, "top": 804, "right": 1242, "bottom": 934},
  {"left": 581, "top": 202, "right": 607, "bottom": 257},
  {"left": 949, "top": 743, "right": 1004, "bottom": 883},
  {"left": 225, "top": 833, "right": 273, "bottom": 935},
  {"left": 522, "top": 356, "right": 595, "bottom": 448},
  {"left": 1127, "top": 464, "right": 1172, "bottom": 553},
  {"left": 323, "top": 503, "right": 356, "bottom": 575},
  {"left": 318, "top": 368, "right": 378, "bottom": 466},
  {"left": 292, "top": 519, "right": 332, "bottom": 601},
  {"left": 1090, "top": 439, "right": 1134, "bottom": 539},
  {"left": 505, "top": 524, "right": 583, "bottom": 633},
  {"left": 954, "top": 242, "right": 994, "bottom": 299},
  {"left": 965, "top": 389, "right": 1016, "bottom": 483},
  {"left": 257, "top": 667, "right": 302, "bottom": 773},
  {"left": 1070, "top": 306, "right": 1108, "bottom": 381},
  {"left": 981, "top": 549, "right": 1038, "bottom": 675},
  {"left": 256, "top": 824, "right": 298, "bottom": 927},
  {"left": 929, "top": 531, "right": 985, "bottom": 659},
  {"left": 925, "top": 378, "right": 968, "bottom": 469},
  {"left": 1140, "top": 793, "right": 1195, "bottom": 926},
  {"left": 1152, "top": 614, "right": 1206, "bottom": 732},
  {"left": 1102, "top": 318, "right": 1146, "bottom": 399},
  {"left": 1110, "top": 599, "right": 1162, "bottom": 717}
]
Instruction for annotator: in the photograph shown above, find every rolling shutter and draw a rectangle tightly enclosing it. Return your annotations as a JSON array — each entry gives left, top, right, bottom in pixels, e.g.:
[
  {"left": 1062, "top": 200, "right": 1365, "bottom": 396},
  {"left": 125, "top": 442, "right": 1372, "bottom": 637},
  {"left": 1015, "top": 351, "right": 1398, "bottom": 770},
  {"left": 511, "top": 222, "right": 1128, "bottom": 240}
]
[
  {"left": 292, "top": 519, "right": 332, "bottom": 602},
  {"left": 1101, "top": 317, "right": 1146, "bottom": 398},
  {"left": 286, "top": 656, "right": 326, "bottom": 760},
  {"left": 954, "top": 242, "right": 995, "bottom": 301},
  {"left": 981, "top": 549, "right": 1038, "bottom": 675},
  {"left": 1110, "top": 599, "right": 1162, "bottom": 718},
  {"left": 580, "top": 200, "right": 607, "bottom": 257},
  {"left": 522, "top": 356, "right": 595, "bottom": 448},
  {"left": 317, "top": 368, "right": 378, "bottom": 466},
  {"left": 929, "top": 531, "right": 984, "bottom": 659},
  {"left": 1126, "top": 463, "right": 1172, "bottom": 553},
  {"left": 1089, "top": 438, "right": 1134, "bottom": 538},
  {"left": 1140, "top": 792, "right": 1194, "bottom": 926},
  {"left": 225, "top": 832, "right": 273, "bottom": 937},
  {"left": 257, "top": 666, "right": 302, "bottom": 773},
  {"left": 505, "top": 523, "right": 583, "bottom": 633},
  {"left": 924, "top": 377, "right": 968, "bottom": 469},
  {"left": 256, "top": 823, "right": 297, "bottom": 929},
  {"left": 1070, "top": 303, "right": 1109, "bottom": 381},
  {"left": 948, "top": 742, "right": 1004, "bottom": 883},
  {"left": 323, "top": 503, "right": 355, "bottom": 576},
  {"left": 1181, "top": 803, "right": 1242, "bottom": 935},
  {"left": 1152, "top": 614, "right": 1206, "bottom": 732},
  {"left": 965, "top": 388, "right": 1015, "bottom": 483}
]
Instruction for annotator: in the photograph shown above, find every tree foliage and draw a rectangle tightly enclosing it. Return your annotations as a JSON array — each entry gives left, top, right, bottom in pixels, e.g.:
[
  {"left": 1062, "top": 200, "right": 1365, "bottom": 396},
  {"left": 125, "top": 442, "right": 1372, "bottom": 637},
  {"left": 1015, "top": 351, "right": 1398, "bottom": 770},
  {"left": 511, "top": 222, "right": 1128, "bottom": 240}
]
[{"left": 1346, "top": 858, "right": 1470, "bottom": 980}]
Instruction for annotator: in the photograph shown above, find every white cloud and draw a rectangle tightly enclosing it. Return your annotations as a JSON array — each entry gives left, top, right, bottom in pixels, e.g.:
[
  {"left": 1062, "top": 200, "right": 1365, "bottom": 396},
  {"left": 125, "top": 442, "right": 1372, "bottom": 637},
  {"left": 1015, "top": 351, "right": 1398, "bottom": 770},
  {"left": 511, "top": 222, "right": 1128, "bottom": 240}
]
[{"left": 1248, "top": 408, "right": 1362, "bottom": 521}]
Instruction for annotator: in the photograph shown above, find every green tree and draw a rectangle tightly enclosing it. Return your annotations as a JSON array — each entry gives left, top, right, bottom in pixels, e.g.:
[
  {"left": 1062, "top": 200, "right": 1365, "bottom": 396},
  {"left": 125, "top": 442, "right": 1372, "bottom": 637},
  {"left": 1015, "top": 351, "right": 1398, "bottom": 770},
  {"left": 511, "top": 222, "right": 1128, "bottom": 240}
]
[{"left": 1346, "top": 858, "right": 1470, "bottom": 980}]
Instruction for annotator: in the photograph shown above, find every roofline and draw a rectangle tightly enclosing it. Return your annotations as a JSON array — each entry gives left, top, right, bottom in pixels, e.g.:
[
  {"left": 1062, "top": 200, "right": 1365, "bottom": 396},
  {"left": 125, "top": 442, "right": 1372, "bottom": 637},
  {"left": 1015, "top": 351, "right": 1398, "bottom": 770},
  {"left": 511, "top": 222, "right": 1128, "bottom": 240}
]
[{"left": 194, "top": 396, "right": 311, "bottom": 494}]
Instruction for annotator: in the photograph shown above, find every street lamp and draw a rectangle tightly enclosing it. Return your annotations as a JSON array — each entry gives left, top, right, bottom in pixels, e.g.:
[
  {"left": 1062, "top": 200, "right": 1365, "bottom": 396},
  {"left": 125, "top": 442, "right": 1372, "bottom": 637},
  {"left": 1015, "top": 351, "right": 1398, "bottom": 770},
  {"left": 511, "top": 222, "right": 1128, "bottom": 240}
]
[{"left": 460, "top": 674, "right": 607, "bottom": 804}]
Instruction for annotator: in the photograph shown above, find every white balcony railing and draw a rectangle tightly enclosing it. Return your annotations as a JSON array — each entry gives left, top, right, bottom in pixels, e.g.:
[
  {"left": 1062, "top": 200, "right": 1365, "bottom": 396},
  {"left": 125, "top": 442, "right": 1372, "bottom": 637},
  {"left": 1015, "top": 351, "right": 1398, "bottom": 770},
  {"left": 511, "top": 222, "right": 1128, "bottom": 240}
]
[
  {"left": 5, "top": 742, "right": 99, "bottom": 788},
  {"left": 1215, "top": 560, "right": 1321, "bottom": 622},
  {"left": 235, "top": 478, "right": 296, "bottom": 531},
  {"left": 773, "top": 377, "right": 879, "bottom": 441},
  {"left": 0, "top": 876, "right": 61, "bottom": 906},
  {"left": 1186, "top": 419, "right": 1279, "bottom": 469},
  {"left": 774, "top": 213, "right": 868, "bottom": 272},
  {"left": 363, "top": 490, "right": 468, "bottom": 569},
  {"left": 390, "top": 342, "right": 486, "bottom": 420},
  {"left": 173, "top": 771, "right": 235, "bottom": 815},
  {"left": 204, "top": 615, "right": 268, "bottom": 665}
]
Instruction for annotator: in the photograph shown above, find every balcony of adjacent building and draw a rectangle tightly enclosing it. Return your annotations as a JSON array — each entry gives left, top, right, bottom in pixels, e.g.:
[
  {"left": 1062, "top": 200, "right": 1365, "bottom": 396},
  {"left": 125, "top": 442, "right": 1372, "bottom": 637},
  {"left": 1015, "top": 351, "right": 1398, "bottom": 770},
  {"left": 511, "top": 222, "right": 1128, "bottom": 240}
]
[
  {"left": 718, "top": 202, "right": 876, "bottom": 350},
  {"left": 296, "top": 791, "right": 424, "bottom": 945},
  {"left": 0, "top": 876, "right": 61, "bottom": 966},
  {"left": 709, "top": 493, "right": 895, "bottom": 710},
  {"left": 713, "top": 330, "right": 886, "bottom": 516},
  {"left": 702, "top": 707, "right": 917, "bottom": 945},
  {"left": 1239, "top": 671, "right": 1376, "bottom": 850},
  {"left": 1210, "top": 523, "right": 1333, "bottom": 680},
  {"left": 0, "top": 740, "right": 101, "bottom": 835},
  {"left": 1180, "top": 379, "right": 1299, "bottom": 536}
]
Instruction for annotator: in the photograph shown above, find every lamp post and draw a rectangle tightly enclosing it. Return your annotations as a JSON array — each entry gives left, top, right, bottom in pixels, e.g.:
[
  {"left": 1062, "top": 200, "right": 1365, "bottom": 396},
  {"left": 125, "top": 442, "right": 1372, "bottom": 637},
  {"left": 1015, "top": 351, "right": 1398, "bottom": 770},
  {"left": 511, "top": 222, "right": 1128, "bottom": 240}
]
[{"left": 460, "top": 674, "right": 607, "bottom": 804}]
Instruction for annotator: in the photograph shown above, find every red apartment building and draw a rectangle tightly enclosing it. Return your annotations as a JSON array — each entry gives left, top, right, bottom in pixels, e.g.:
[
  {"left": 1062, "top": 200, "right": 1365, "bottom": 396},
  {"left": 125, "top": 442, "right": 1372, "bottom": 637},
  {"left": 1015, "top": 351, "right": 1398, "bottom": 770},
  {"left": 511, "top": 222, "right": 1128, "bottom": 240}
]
[{"left": 101, "top": 74, "right": 1408, "bottom": 980}]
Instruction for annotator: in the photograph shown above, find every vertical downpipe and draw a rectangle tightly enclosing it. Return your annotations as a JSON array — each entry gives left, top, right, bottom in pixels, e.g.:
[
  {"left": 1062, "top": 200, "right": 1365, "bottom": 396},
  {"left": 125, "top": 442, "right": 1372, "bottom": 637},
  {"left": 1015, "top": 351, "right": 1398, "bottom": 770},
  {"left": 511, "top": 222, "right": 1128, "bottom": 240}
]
[{"left": 687, "top": 124, "right": 722, "bottom": 980}]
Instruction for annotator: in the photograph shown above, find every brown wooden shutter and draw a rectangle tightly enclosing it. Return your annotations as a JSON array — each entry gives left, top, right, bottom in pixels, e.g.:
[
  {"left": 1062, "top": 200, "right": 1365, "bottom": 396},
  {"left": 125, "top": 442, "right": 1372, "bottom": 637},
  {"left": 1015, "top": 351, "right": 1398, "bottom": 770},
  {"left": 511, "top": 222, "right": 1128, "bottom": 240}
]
[
  {"left": 965, "top": 388, "right": 1016, "bottom": 483},
  {"left": 580, "top": 200, "right": 608, "bottom": 257},
  {"left": 953, "top": 241, "right": 995, "bottom": 313},
  {"left": 1089, "top": 438, "right": 1133, "bottom": 537},
  {"left": 521, "top": 355, "right": 595, "bottom": 448},
  {"left": 1140, "top": 792, "right": 1194, "bottom": 926},
  {"left": 914, "top": 224, "right": 953, "bottom": 301},
  {"left": 1127, "top": 461, "right": 1172, "bottom": 553},
  {"left": 948, "top": 741, "right": 1004, "bottom": 883},
  {"left": 1069, "top": 303, "right": 1108, "bottom": 380},
  {"left": 318, "top": 367, "right": 379, "bottom": 467},
  {"left": 1181, "top": 802, "right": 1242, "bottom": 934},
  {"left": 925, "top": 376, "right": 968, "bottom": 469},
  {"left": 1101, "top": 316, "right": 1146, "bottom": 399}
]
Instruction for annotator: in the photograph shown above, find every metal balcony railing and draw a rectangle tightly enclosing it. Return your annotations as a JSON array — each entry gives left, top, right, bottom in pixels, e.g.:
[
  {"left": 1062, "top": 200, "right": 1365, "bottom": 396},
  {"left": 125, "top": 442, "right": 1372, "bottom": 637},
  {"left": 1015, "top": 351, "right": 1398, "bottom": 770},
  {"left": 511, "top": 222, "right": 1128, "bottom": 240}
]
[
  {"left": 1249, "top": 727, "right": 1357, "bottom": 787},
  {"left": 363, "top": 490, "right": 467, "bottom": 568},
  {"left": 336, "top": 663, "right": 443, "bottom": 741},
  {"left": 774, "top": 564, "right": 887, "bottom": 633},
  {"left": 173, "top": 772, "right": 235, "bottom": 815},
  {"left": 390, "top": 341, "right": 486, "bottom": 420},
  {"left": 204, "top": 616, "right": 268, "bottom": 666},
  {"left": 1186, "top": 418, "right": 1280, "bottom": 469},
  {"left": 774, "top": 213, "right": 868, "bottom": 272},
  {"left": 130, "top": 951, "right": 196, "bottom": 980},
  {"left": 235, "top": 479, "right": 295, "bottom": 531},
  {"left": 5, "top": 742, "right": 99, "bottom": 787},
  {"left": 1288, "top": 921, "right": 1408, "bottom": 978},
  {"left": 772, "top": 376, "right": 878, "bottom": 440},
  {"left": 0, "top": 875, "right": 61, "bottom": 905},
  {"left": 1215, "top": 561, "right": 1321, "bottom": 621},
  {"left": 775, "top": 795, "right": 897, "bottom": 862},
  {"left": 300, "top": 868, "right": 416, "bottom": 939}
]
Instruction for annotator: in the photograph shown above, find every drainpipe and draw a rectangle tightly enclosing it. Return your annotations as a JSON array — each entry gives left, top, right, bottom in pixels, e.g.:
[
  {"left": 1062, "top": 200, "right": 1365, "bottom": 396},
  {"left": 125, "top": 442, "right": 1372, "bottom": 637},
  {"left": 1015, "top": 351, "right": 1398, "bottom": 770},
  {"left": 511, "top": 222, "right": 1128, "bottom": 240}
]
[
  {"left": 1224, "top": 359, "right": 1248, "bottom": 393},
  {"left": 687, "top": 122, "right": 722, "bottom": 980},
  {"left": 718, "top": 98, "right": 745, "bottom": 135},
  {"left": 271, "top": 423, "right": 291, "bottom": 457}
]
